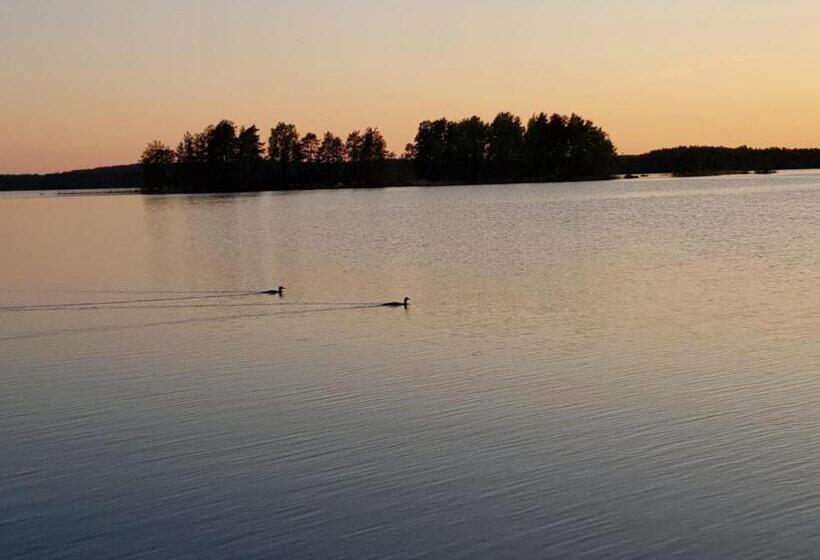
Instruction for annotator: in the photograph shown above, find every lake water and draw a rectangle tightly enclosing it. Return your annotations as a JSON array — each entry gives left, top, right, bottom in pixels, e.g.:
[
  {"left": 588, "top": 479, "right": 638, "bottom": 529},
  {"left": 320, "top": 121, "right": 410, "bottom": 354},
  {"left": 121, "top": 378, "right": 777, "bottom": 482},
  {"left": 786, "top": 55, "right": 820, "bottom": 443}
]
[{"left": 1, "top": 173, "right": 819, "bottom": 559}]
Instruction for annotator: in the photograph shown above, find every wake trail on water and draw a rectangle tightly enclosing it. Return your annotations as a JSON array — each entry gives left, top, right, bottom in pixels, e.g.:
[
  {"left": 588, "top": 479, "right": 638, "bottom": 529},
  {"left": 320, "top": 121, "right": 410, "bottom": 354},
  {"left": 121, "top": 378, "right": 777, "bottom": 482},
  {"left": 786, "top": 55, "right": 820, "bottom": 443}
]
[
  {"left": 0, "top": 304, "right": 385, "bottom": 342},
  {"left": 0, "top": 288, "right": 257, "bottom": 295},
  {"left": 0, "top": 295, "right": 385, "bottom": 313},
  {"left": 0, "top": 291, "right": 267, "bottom": 311}
]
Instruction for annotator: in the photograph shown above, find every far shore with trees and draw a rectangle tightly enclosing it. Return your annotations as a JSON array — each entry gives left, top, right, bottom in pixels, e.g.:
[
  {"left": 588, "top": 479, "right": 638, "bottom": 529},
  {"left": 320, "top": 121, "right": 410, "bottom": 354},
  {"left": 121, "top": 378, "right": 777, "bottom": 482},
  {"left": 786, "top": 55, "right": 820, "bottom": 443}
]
[
  {"left": 4, "top": 119, "right": 820, "bottom": 191},
  {"left": 620, "top": 146, "right": 820, "bottom": 176},
  {"left": 138, "top": 112, "right": 618, "bottom": 192}
]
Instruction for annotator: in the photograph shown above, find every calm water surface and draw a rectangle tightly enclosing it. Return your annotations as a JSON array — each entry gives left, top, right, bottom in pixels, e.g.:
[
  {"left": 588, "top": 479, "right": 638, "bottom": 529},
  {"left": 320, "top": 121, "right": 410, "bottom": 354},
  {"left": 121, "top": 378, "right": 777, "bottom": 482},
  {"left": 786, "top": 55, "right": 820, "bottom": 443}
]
[{"left": 1, "top": 173, "right": 819, "bottom": 558}]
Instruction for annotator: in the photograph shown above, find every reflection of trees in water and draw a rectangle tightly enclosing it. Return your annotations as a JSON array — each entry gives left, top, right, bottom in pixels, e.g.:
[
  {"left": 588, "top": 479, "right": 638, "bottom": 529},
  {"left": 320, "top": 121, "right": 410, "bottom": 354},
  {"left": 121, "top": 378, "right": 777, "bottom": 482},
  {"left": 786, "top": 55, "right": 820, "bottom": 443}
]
[{"left": 141, "top": 193, "right": 276, "bottom": 289}]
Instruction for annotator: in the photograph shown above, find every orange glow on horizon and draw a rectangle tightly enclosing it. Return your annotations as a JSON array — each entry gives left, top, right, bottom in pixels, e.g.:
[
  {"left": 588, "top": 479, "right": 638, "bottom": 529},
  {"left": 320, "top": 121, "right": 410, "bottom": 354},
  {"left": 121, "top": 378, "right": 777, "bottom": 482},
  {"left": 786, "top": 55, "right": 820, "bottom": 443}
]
[{"left": 2, "top": 1, "right": 820, "bottom": 173}]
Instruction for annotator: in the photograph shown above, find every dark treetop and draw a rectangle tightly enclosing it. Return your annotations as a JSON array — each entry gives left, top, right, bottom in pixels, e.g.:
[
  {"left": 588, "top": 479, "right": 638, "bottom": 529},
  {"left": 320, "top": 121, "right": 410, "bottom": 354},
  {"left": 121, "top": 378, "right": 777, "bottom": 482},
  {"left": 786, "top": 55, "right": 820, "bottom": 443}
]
[
  {"left": 5, "top": 123, "right": 819, "bottom": 192},
  {"left": 138, "top": 112, "right": 617, "bottom": 193}
]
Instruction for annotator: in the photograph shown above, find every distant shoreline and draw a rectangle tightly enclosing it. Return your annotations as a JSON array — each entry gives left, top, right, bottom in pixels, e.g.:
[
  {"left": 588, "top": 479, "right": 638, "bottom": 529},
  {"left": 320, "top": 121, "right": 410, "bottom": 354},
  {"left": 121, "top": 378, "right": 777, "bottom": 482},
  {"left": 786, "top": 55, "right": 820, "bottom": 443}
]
[
  {"left": 3, "top": 145, "right": 820, "bottom": 193},
  {"left": 5, "top": 170, "right": 820, "bottom": 199},
  {"left": 671, "top": 169, "right": 776, "bottom": 178},
  {"left": 2, "top": 170, "right": 818, "bottom": 197}
]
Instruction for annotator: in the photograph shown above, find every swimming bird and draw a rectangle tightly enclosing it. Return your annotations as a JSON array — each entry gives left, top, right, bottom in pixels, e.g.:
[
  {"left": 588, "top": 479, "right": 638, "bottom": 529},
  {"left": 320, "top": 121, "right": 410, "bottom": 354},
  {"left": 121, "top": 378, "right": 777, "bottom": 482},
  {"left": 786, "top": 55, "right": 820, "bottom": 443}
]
[
  {"left": 261, "top": 286, "right": 285, "bottom": 295},
  {"left": 382, "top": 297, "right": 410, "bottom": 308}
]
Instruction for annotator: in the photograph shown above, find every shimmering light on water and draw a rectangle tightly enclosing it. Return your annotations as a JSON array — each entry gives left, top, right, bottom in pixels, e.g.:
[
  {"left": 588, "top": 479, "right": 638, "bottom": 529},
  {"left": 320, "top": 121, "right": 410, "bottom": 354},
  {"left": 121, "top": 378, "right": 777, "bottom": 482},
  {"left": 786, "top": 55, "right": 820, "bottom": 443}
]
[{"left": 1, "top": 173, "right": 819, "bottom": 558}]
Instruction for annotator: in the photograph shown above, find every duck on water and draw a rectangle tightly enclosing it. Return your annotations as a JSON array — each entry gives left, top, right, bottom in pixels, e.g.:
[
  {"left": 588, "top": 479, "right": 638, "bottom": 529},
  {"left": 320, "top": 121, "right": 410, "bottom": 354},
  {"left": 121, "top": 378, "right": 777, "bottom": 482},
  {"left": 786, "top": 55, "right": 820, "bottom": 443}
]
[
  {"left": 261, "top": 286, "right": 285, "bottom": 295},
  {"left": 382, "top": 297, "right": 410, "bottom": 308}
]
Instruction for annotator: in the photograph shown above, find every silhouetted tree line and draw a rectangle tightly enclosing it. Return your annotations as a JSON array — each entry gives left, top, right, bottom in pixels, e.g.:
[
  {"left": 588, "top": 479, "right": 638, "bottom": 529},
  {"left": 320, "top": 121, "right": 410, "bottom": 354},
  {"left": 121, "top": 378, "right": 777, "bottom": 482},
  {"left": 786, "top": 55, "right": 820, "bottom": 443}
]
[
  {"left": 140, "top": 112, "right": 616, "bottom": 191},
  {"left": 139, "top": 119, "right": 820, "bottom": 191},
  {"left": 407, "top": 112, "right": 617, "bottom": 183},
  {"left": 6, "top": 141, "right": 820, "bottom": 193},
  {"left": 618, "top": 146, "right": 820, "bottom": 175},
  {"left": 0, "top": 165, "right": 142, "bottom": 191},
  {"left": 141, "top": 120, "right": 396, "bottom": 192}
]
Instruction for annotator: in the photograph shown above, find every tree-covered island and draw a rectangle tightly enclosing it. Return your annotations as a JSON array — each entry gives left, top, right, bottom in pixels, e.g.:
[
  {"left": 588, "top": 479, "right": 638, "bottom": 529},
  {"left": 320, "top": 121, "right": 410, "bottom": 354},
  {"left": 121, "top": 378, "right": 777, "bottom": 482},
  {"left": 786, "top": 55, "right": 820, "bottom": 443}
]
[{"left": 139, "top": 112, "right": 617, "bottom": 192}]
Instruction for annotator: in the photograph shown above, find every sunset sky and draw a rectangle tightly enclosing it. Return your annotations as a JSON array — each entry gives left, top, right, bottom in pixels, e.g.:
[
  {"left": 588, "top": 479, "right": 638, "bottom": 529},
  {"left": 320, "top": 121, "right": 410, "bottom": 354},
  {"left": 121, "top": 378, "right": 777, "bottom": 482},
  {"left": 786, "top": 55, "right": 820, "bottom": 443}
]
[{"left": 2, "top": 0, "right": 819, "bottom": 173}]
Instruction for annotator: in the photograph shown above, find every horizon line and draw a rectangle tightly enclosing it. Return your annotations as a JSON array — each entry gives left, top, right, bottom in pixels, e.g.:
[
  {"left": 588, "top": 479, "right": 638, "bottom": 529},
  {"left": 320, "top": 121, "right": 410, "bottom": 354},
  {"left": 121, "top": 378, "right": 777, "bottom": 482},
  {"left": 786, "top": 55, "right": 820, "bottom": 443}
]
[{"left": 6, "top": 143, "right": 820, "bottom": 176}]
